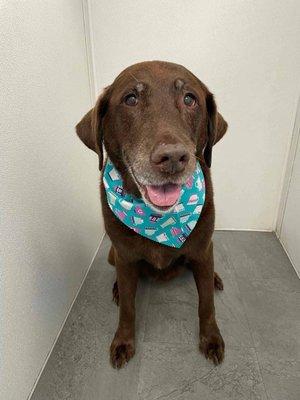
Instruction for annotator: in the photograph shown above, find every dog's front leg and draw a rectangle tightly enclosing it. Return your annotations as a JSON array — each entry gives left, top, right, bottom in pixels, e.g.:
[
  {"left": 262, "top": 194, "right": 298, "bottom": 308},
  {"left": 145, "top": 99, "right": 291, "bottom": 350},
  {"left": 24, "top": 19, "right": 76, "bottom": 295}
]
[
  {"left": 110, "top": 254, "right": 139, "bottom": 369},
  {"left": 191, "top": 242, "right": 225, "bottom": 364}
]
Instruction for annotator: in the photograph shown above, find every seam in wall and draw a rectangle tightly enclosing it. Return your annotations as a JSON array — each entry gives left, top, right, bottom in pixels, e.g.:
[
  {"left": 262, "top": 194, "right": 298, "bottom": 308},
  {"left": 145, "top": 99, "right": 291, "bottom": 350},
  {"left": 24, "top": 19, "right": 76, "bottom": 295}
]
[{"left": 81, "top": 0, "right": 98, "bottom": 104}]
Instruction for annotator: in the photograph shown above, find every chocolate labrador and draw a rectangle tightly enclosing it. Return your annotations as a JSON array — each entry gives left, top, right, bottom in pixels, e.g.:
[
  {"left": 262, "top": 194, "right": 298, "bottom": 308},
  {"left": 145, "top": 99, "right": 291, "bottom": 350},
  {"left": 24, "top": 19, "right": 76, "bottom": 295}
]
[{"left": 76, "top": 61, "right": 228, "bottom": 368}]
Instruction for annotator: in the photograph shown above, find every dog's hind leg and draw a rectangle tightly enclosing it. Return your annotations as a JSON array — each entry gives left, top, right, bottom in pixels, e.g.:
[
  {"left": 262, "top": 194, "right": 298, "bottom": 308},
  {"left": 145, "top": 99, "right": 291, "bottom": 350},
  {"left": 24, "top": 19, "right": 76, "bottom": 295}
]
[
  {"left": 108, "top": 245, "right": 116, "bottom": 266},
  {"left": 214, "top": 272, "right": 224, "bottom": 290},
  {"left": 112, "top": 280, "right": 119, "bottom": 305},
  {"left": 109, "top": 245, "right": 120, "bottom": 304}
]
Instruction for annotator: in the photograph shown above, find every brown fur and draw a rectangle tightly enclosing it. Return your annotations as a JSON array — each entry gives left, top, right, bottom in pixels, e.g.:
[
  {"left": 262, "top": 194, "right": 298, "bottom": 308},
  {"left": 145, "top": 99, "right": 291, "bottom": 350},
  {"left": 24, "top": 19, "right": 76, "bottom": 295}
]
[{"left": 76, "top": 61, "right": 228, "bottom": 368}]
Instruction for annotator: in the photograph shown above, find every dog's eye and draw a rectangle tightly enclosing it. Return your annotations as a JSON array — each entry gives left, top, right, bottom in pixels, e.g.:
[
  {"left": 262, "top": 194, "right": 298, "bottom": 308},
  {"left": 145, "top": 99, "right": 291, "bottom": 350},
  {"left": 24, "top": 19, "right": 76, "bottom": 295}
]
[
  {"left": 183, "top": 93, "right": 197, "bottom": 107},
  {"left": 124, "top": 93, "right": 138, "bottom": 106}
]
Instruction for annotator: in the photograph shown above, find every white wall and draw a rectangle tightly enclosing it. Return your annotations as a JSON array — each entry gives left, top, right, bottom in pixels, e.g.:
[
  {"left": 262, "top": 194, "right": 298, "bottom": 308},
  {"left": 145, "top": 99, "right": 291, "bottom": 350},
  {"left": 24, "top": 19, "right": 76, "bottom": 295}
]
[
  {"left": 280, "top": 138, "right": 300, "bottom": 275},
  {"left": 89, "top": 0, "right": 300, "bottom": 230},
  {"left": 0, "top": 1, "right": 102, "bottom": 399},
  {"left": 278, "top": 98, "right": 300, "bottom": 275},
  {"left": 0, "top": 2, "right": 299, "bottom": 398}
]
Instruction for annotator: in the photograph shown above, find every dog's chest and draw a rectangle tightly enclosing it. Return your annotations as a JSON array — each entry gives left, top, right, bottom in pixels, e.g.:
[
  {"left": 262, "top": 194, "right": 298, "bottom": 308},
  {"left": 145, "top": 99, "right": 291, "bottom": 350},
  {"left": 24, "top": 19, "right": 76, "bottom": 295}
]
[{"left": 143, "top": 244, "right": 183, "bottom": 270}]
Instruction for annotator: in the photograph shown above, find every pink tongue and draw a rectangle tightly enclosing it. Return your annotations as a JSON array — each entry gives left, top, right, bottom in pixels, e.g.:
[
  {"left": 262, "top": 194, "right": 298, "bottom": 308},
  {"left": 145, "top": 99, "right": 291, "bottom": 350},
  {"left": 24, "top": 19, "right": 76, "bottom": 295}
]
[{"left": 145, "top": 183, "right": 181, "bottom": 207}]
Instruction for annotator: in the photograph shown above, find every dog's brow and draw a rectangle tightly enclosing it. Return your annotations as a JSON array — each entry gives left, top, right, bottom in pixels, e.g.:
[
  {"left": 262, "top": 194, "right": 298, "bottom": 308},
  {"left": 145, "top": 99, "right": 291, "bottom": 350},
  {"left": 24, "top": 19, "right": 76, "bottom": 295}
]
[
  {"left": 174, "top": 78, "right": 185, "bottom": 90},
  {"left": 129, "top": 72, "right": 139, "bottom": 83},
  {"left": 136, "top": 82, "right": 145, "bottom": 92},
  {"left": 128, "top": 73, "right": 145, "bottom": 92}
]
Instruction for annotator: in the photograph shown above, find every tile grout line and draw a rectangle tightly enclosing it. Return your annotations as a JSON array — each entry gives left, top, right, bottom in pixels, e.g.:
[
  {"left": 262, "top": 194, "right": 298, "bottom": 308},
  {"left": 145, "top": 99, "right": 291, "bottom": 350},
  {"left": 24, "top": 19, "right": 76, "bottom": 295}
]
[{"left": 221, "top": 232, "right": 271, "bottom": 400}]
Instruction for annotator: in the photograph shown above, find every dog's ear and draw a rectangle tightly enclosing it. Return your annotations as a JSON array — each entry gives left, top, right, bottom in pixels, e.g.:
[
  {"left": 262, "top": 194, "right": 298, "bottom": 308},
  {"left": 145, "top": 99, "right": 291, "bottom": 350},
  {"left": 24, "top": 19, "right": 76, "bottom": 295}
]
[
  {"left": 76, "top": 87, "right": 110, "bottom": 170},
  {"left": 214, "top": 111, "right": 228, "bottom": 145},
  {"left": 204, "top": 92, "right": 228, "bottom": 168}
]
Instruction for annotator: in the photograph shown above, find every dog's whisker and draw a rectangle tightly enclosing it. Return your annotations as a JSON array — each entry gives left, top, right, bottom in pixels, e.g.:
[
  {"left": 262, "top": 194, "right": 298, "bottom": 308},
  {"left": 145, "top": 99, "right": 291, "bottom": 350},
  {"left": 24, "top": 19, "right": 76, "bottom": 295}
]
[{"left": 185, "top": 148, "right": 202, "bottom": 163}]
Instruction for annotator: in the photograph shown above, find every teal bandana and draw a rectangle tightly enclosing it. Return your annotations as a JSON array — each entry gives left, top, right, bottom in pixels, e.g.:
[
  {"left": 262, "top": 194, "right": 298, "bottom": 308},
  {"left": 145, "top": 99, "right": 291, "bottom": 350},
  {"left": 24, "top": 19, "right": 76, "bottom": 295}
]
[{"left": 103, "top": 159, "right": 206, "bottom": 248}]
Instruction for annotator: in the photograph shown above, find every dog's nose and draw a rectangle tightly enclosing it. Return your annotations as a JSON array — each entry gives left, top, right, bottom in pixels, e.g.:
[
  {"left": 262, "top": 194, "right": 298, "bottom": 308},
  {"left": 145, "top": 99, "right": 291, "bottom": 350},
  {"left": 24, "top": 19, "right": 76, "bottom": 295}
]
[{"left": 150, "top": 142, "right": 190, "bottom": 174}]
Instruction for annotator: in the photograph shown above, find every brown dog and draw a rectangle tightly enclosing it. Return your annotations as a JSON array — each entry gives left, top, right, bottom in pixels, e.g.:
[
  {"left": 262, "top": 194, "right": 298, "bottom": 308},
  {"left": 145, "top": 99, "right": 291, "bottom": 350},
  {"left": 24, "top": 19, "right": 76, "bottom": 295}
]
[{"left": 76, "top": 61, "right": 228, "bottom": 368}]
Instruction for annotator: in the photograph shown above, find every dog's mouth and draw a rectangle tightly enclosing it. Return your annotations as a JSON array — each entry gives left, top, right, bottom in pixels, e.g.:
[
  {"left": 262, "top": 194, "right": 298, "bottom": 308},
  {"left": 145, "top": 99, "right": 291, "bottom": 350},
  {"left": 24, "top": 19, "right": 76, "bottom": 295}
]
[
  {"left": 143, "top": 183, "right": 182, "bottom": 208},
  {"left": 128, "top": 167, "right": 183, "bottom": 211},
  {"left": 127, "top": 161, "right": 192, "bottom": 212}
]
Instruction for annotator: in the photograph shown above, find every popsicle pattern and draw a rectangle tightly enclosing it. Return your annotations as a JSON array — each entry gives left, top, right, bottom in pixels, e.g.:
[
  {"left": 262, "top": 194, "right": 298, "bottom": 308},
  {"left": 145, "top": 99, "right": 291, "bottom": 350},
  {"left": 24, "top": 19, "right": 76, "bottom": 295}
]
[{"left": 103, "top": 159, "right": 206, "bottom": 248}]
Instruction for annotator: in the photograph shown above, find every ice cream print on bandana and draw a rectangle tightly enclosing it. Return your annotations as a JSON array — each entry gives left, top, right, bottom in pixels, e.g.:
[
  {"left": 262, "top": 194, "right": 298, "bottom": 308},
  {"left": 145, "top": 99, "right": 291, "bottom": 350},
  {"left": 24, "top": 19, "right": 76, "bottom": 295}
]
[{"left": 103, "top": 159, "right": 206, "bottom": 248}]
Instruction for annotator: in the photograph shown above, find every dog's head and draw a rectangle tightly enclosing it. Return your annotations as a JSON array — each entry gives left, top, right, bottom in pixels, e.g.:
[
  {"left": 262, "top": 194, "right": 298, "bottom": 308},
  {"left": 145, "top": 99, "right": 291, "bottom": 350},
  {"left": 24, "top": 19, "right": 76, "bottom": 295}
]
[{"left": 76, "top": 61, "right": 227, "bottom": 211}]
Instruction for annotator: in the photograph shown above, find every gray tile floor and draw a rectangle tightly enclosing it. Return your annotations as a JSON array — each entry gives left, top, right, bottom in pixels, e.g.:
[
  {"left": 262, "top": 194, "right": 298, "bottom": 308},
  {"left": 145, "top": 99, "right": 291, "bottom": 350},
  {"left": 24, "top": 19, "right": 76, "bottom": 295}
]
[{"left": 31, "top": 232, "right": 300, "bottom": 400}]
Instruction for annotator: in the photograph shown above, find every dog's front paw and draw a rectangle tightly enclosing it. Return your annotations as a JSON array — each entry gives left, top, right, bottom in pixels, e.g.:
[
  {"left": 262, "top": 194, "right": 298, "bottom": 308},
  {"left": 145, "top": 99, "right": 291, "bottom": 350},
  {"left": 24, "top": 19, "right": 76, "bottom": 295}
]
[
  {"left": 200, "top": 330, "right": 225, "bottom": 365},
  {"left": 110, "top": 334, "right": 135, "bottom": 369}
]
